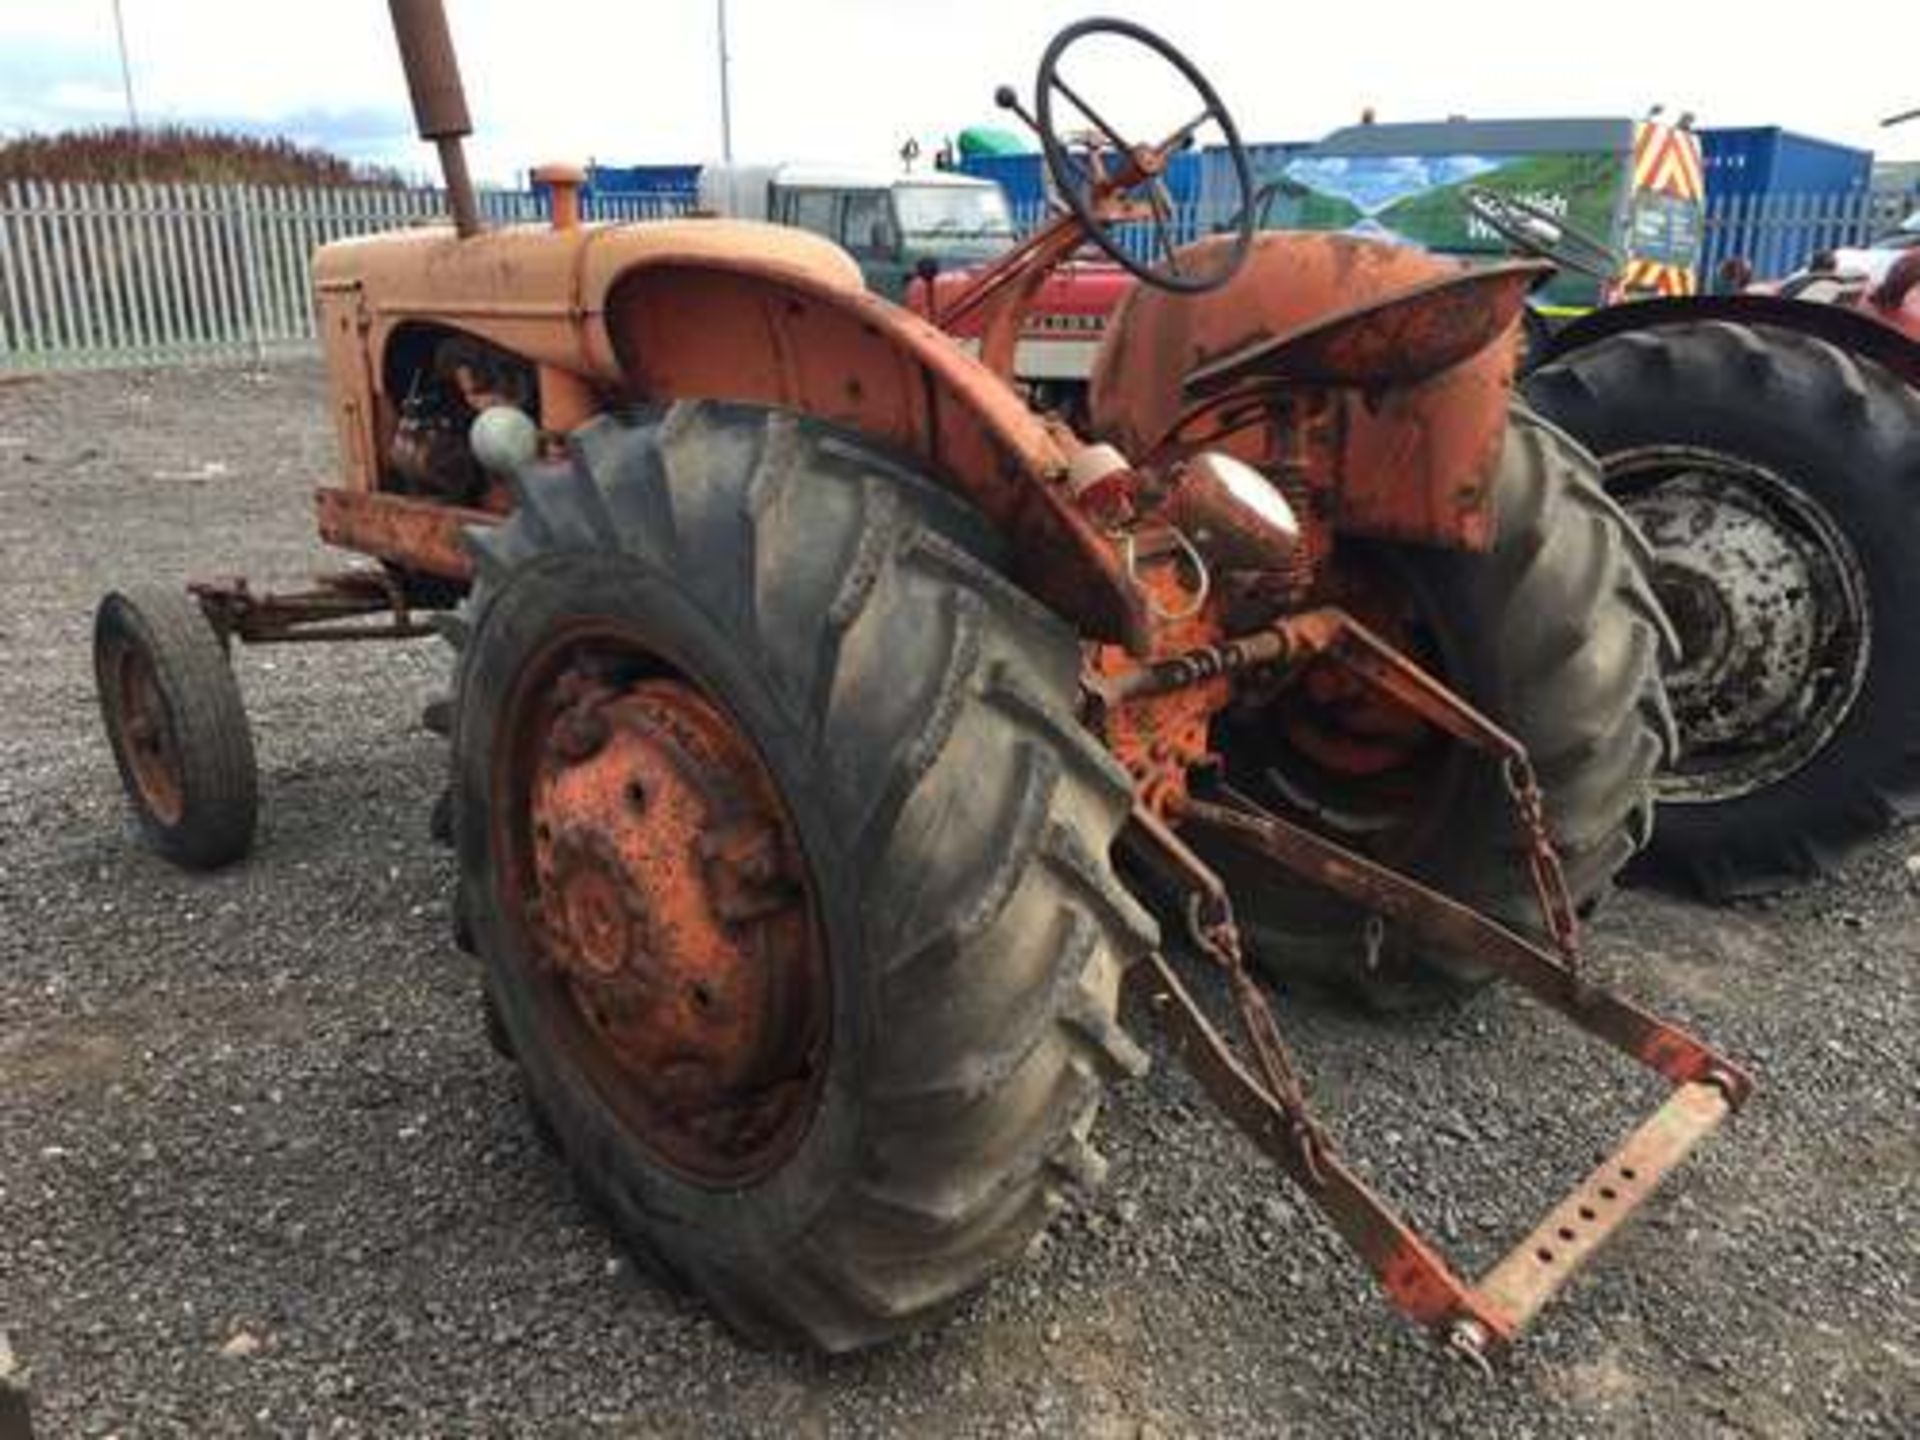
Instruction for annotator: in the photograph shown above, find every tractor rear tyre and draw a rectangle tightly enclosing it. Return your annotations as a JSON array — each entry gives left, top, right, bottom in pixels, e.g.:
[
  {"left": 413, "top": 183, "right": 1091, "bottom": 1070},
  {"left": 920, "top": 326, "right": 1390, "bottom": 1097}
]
[
  {"left": 1525, "top": 322, "right": 1920, "bottom": 897},
  {"left": 1209, "top": 410, "right": 1675, "bottom": 1007},
  {"left": 94, "top": 587, "right": 258, "bottom": 870},
  {"left": 449, "top": 402, "right": 1155, "bottom": 1352}
]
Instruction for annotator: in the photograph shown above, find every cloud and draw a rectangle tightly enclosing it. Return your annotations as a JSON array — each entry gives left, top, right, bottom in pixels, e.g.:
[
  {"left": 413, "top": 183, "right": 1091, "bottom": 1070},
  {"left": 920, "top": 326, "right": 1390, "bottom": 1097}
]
[
  {"left": 0, "top": 34, "right": 123, "bottom": 135},
  {"left": 43, "top": 82, "right": 130, "bottom": 117},
  {"left": 1, "top": 0, "right": 1914, "bottom": 181}
]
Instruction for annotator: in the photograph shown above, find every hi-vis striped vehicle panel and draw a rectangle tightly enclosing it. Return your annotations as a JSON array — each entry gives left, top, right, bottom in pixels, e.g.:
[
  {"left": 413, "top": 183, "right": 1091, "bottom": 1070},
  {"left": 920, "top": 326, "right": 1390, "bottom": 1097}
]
[{"left": 1614, "top": 121, "right": 1705, "bottom": 298}]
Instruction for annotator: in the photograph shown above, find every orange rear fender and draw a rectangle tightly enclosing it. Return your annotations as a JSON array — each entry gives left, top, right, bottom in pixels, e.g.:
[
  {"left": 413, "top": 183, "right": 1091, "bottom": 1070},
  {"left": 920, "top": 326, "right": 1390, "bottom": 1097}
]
[
  {"left": 601, "top": 258, "right": 1145, "bottom": 648},
  {"left": 1091, "top": 232, "right": 1524, "bottom": 551}
]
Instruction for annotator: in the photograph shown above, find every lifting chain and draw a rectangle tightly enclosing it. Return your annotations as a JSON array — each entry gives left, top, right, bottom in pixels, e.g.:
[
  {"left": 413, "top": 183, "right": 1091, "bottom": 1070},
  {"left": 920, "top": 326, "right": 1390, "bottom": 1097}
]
[
  {"left": 1501, "top": 754, "right": 1582, "bottom": 976},
  {"left": 1184, "top": 890, "right": 1334, "bottom": 1186}
]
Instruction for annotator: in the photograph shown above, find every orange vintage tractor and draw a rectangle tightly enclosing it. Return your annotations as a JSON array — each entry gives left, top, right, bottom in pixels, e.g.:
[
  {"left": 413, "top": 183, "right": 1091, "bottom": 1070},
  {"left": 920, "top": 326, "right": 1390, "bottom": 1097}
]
[{"left": 90, "top": 3, "right": 1749, "bottom": 1364}]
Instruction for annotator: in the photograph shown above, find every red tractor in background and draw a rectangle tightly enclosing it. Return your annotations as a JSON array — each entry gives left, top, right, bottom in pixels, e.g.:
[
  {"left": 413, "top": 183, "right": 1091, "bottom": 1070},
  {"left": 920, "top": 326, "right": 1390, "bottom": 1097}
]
[
  {"left": 91, "top": 5, "right": 1747, "bottom": 1364},
  {"left": 924, "top": 253, "right": 1131, "bottom": 424}
]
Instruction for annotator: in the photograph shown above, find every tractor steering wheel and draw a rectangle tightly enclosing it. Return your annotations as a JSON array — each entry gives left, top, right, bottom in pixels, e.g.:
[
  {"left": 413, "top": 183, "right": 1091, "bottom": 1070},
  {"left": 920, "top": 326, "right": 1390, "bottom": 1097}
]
[
  {"left": 1035, "top": 18, "right": 1254, "bottom": 294},
  {"left": 1461, "top": 185, "right": 1621, "bottom": 282}
]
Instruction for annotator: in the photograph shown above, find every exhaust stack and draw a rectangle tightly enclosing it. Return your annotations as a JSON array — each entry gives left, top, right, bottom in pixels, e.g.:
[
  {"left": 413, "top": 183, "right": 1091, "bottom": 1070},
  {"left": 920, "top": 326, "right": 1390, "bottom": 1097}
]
[{"left": 388, "top": 0, "right": 482, "bottom": 237}]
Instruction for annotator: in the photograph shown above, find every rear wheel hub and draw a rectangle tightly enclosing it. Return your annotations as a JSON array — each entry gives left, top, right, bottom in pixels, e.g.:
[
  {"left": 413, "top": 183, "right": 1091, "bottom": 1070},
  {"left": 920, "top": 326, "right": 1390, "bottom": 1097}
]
[
  {"left": 1227, "top": 563, "right": 1452, "bottom": 849},
  {"left": 107, "top": 641, "right": 184, "bottom": 825},
  {"left": 511, "top": 658, "right": 828, "bottom": 1186},
  {"left": 1613, "top": 450, "right": 1871, "bottom": 804}
]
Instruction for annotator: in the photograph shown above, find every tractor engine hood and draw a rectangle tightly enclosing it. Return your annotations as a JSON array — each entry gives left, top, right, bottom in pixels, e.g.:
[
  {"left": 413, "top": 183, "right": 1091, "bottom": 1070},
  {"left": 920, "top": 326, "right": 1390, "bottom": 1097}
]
[
  {"left": 312, "top": 218, "right": 866, "bottom": 379},
  {"left": 311, "top": 217, "right": 1152, "bottom": 649}
]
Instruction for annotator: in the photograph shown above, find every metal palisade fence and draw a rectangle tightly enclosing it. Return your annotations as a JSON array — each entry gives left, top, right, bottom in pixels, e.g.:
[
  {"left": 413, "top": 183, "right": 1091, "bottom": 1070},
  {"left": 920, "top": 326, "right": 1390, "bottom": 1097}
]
[
  {"left": 1008, "top": 197, "right": 1219, "bottom": 256},
  {"left": 1012, "top": 189, "right": 1914, "bottom": 283},
  {"left": 1020, "top": 190, "right": 1918, "bottom": 292},
  {"left": 1, "top": 179, "right": 1912, "bottom": 373},
  {"left": 1699, "top": 188, "right": 1912, "bottom": 284},
  {"left": 0, "top": 181, "right": 689, "bottom": 373}
]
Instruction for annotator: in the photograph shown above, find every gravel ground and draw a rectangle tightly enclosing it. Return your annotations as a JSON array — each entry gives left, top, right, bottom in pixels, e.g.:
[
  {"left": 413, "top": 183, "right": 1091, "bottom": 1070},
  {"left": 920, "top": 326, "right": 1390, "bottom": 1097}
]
[{"left": 2, "top": 362, "right": 1916, "bottom": 1438}]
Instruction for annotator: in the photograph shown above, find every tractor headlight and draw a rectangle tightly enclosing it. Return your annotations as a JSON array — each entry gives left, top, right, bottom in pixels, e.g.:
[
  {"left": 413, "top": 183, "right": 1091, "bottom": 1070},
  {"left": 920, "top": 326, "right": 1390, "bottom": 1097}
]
[{"left": 1166, "top": 451, "right": 1299, "bottom": 572}]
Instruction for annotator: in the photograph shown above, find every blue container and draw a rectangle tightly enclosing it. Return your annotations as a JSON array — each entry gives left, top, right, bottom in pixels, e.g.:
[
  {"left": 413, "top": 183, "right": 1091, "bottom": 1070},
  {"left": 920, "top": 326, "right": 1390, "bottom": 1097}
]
[
  {"left": 957, "top": 150, "right": 1207, "bottom": 219},
  {"left": 954, "top": 153, "right": 1048, "bottom": 209},
  {"left": 582, "top": 163, "right": 703, "bottom": 199},
  {"left": 1697, "top": 128, "right": 1878, "bottom": 280},
  {"left": 1699, "top": 128, "right": 1872, "bottom": 201}
]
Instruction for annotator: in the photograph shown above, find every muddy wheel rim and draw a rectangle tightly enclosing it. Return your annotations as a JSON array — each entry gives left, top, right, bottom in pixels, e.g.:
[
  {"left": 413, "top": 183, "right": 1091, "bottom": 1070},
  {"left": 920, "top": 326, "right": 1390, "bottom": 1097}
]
[
  {"left": 109, "top": 640, "right": 185, "bottom": 826},
  {"left": 492, "top": 624, "right": 831, "bottom": 1188},
  {"left": 1610, "top": 446, "right": 1872, "bottom": 806}
]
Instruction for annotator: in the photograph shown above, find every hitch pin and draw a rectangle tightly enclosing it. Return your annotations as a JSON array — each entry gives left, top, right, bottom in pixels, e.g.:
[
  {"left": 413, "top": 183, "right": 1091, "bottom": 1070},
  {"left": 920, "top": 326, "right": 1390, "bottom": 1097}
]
[{"left": 1445, "top": 1318, "right": 1496, "bottom": 1379}]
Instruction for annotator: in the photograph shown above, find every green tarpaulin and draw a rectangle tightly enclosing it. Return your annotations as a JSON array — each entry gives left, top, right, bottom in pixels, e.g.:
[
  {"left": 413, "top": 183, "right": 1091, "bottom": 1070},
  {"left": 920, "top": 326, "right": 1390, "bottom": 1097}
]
[{"left": 957, "top": 126, "right": 1031, "bottom": 158}]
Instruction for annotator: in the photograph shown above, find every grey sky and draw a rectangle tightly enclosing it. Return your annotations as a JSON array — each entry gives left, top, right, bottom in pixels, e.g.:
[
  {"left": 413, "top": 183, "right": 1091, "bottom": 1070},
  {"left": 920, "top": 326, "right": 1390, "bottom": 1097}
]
[{"left": 2, "top": 1, "right": 1914, "bottom": 183}]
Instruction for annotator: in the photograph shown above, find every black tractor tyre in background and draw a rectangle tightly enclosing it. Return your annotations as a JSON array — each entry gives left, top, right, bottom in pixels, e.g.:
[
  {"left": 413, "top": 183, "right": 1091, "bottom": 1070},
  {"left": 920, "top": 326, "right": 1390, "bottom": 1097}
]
[
  {"left": 1520, "top": 306, "right": 1557, "bottom": 373},
  {"left": 449, "top": 402, "right": 1157, "bottom": 1352},
  {"left": 1525, "top": 322, "right": 1920, "bottom": 898},
  {"left": 1208, "top": 411, "right": 1677, "bottom": 1008},
  {"left": 94, "top": 587, "right": 259, "bottom": 870}
]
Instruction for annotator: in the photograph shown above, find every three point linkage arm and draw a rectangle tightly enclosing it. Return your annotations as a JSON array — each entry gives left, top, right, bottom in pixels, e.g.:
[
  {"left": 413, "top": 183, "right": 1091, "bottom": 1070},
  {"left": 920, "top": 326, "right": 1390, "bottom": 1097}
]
[{"left": 1098, "top": 605, "right": 1753, "bottom": 1366}]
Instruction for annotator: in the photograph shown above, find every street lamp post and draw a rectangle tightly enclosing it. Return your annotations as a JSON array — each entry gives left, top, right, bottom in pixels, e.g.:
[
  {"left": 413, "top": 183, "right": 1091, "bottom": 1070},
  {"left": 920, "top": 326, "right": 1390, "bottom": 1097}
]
[
  {"left": 717, "top": 0, "right": 734, "bottom": 162},
  {"left": 111, "top": 0, "right": 141, "bottom": 132}
]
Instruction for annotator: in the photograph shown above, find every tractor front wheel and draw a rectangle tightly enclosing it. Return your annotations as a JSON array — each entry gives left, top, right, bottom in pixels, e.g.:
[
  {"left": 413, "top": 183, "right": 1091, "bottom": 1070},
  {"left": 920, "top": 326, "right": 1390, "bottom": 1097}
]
[
  {"left": 450, "top": 402, "right": 1155, "bottom": 1351},
  {"left": 94, "top": 587, "right": 258, "bottom": 869}
]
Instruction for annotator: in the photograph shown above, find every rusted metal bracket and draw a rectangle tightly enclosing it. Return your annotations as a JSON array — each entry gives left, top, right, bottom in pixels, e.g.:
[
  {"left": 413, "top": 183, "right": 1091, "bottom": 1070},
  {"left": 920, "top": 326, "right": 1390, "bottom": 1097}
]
[
  {"left": 1184, "top": 795, "right": 1750, "bottom": 1096},
  {"left": 189, "top": 568, "right": 445, "bottom": 646},
  {"left": 1099, "top": 606, "right": 1585, "bottom": 962},
  {"left": 1108, "top": 598, "right": 1748, "bottom": 1359},
  {"left": 315, "top": 486, "right": 495, "bottom": 582},
  {"left": 1130, "top": 794, "right": 1751, "bottom": 1363},
  {"left": 1096, "top": 606, "right": 1500, "bottom": 722},
  {"left": 1258, "top": 609, "right": 1585, "bottom": 965}
]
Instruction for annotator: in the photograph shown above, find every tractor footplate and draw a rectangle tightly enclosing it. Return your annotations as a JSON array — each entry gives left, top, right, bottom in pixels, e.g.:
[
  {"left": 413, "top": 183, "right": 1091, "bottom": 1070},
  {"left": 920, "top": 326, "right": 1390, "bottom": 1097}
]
[{"left": 1125, "top": 796, "right": 1751, "bottom": 1363}]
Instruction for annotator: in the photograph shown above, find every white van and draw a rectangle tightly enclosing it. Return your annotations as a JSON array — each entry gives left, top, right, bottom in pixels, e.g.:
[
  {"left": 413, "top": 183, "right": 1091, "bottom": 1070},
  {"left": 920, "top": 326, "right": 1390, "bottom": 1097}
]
[{"left": 696, "top": 165, "right": 1016, "bottom": 300}]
